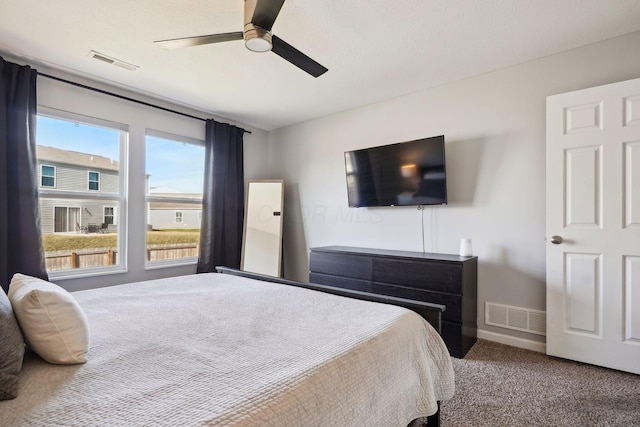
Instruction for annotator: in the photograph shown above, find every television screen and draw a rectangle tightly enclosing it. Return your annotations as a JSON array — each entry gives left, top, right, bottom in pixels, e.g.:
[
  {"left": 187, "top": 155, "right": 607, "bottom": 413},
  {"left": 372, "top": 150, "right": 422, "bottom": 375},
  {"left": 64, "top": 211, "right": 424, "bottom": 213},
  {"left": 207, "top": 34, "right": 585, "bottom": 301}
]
[{"left": 344, "top": 135, "right": 447, "bottom": 207}]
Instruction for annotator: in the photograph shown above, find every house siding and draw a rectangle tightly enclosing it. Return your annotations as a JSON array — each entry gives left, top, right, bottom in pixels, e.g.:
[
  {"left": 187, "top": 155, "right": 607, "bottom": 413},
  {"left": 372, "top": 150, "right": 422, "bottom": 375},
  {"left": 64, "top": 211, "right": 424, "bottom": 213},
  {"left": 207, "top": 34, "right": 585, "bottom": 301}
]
[
  {"left": 38, "top": 161, "right": 118, "bottom": 193},
  {"left": 149, "top": 209, "right": 201, "bottom": 230}
]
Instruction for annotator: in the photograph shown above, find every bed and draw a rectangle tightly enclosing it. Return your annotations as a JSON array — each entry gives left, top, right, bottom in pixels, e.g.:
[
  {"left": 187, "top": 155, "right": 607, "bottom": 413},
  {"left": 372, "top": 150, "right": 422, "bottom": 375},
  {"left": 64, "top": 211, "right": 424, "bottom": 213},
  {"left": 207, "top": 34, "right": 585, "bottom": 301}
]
[{"left": 2, "top": 268, "right": 454, "bottom": 426}]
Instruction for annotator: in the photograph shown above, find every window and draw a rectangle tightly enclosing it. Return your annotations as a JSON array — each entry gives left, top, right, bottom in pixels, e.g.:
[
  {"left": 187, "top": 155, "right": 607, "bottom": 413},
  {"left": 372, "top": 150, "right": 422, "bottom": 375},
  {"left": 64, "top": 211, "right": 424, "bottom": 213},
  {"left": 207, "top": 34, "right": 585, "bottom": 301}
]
[
  {"left": 104, "top": 206, "right": 116, "bottom": 225},
  {"left": 34, "top": 76, "right": 211, "bottom": 284},
  {"left": 37, "top": 112, "right": 126, "bottom": 275},
  {"left": 88, "top": 171, "right": 100, "bottom": 191},
  {"left": 41, "top": 165, "right": 56, "bottom": 187},
  {"left": 145, "top": 130, "right": 204, "bottom": 265}
]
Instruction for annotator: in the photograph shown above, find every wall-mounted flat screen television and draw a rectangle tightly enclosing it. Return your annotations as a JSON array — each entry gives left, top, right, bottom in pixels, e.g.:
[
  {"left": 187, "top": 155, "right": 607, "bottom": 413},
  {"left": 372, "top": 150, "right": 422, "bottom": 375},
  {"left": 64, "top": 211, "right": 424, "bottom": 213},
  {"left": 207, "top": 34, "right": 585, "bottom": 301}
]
[{"left": 344, "top": 135, "right": 447, "bottom": 207}]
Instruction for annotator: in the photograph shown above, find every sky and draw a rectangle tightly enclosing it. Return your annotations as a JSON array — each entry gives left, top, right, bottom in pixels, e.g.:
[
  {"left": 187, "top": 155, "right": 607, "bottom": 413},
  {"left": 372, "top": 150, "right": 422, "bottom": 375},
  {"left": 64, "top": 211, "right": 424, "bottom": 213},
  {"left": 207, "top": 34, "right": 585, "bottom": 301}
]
[
  {"left": 37, "top": 116, "right": 205, "bottom": 194},
  {"left": 145, "top": 136, "right": 205, "bottom": 194}
]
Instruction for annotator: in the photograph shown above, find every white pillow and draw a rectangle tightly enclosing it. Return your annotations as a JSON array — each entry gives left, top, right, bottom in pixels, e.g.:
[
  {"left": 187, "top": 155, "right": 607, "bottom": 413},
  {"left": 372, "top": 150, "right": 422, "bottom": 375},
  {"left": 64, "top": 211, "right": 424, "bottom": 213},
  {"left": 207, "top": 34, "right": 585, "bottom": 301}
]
[{"left": 8, "top": 274, "right": 89, "bottom": 365}]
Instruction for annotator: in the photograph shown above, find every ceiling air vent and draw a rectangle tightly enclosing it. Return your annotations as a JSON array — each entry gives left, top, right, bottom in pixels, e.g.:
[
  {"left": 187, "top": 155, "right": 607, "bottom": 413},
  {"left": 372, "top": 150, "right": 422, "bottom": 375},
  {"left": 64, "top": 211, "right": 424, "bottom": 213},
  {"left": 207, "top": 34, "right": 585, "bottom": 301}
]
[{"left": 88, "top": 51, "right": 139, "bottom": 71}]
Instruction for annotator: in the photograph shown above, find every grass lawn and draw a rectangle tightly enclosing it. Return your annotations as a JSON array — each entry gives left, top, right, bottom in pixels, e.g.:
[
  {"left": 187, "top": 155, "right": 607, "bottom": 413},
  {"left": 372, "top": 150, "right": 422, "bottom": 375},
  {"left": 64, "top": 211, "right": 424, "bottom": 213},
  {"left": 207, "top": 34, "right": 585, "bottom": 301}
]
[{"left": 43, "top": 229, "right": 200, "bottom": 251}]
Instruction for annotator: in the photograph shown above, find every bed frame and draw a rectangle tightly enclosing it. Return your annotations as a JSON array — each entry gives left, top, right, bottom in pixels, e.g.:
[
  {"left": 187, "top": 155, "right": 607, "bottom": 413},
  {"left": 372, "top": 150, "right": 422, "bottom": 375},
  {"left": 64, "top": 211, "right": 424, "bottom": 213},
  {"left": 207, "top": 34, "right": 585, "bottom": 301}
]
[{"left": 216, "top": 267, "right": 445, "bottom": 427}]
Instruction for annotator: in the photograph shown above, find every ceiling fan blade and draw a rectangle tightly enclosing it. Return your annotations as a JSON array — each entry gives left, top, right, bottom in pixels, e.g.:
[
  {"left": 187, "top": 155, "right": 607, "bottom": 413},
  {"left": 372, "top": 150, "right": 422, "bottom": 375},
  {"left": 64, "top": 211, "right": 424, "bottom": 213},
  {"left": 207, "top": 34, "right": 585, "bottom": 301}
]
[
  {"left": 271, "top": 35, "right": 328, "bottom": 77},
  {"left": 251, "top": 0, "right": 285, "bottom": 31},
  {"left": 155, "top": 32, "right": 244, "bottom": 49}
]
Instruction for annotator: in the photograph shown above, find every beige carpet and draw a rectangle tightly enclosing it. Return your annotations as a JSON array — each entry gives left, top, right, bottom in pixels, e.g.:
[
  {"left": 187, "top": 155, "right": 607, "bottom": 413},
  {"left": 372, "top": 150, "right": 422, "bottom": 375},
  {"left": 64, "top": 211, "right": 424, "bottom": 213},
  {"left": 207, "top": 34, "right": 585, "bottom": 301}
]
[{"left": 440, "top": 340, "right": 640, "bottom": 426}]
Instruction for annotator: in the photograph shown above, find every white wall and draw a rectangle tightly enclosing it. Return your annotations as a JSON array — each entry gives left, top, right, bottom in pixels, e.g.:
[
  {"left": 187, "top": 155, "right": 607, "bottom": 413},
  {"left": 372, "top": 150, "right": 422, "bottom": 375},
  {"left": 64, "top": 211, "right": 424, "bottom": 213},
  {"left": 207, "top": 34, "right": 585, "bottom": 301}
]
[
  {"left": 6, "top": 56, "right": 269, "bottom": 292},
  {"left": 266, "top": 31, "right": 640, "bottom": 343}
]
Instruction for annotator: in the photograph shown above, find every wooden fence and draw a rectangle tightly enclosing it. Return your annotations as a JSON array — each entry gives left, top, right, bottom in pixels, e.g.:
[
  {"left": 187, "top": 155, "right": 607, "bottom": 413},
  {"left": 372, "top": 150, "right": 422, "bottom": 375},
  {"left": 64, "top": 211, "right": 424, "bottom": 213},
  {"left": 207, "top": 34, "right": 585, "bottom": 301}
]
[
  {"left": 146, "top": 243, "right": 198, "bottom": 262},
  {"left": 45, "top": 243, "right": 199, "bottom": 271},
  {"left": 45, "top": 248, "right": 117, "bottom": 271}
]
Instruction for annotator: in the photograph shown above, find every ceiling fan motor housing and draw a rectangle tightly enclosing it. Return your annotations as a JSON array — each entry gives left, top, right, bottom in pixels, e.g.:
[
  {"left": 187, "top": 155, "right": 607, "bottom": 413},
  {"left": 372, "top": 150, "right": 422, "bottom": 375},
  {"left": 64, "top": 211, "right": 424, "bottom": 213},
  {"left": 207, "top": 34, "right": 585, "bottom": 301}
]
[
  {"left": 243, "top": 0, "right": 272, "bottom": 52},
  {"left": 244, "top": 23, "right": 272, "bottom": 52}
]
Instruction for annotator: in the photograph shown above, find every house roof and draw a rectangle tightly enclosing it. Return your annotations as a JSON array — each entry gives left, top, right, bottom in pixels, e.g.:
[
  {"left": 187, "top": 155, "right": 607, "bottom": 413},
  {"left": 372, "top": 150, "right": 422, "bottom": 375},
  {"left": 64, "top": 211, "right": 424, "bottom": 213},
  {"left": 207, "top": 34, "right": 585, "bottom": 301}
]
[
  {"left": 37, "top": 145, "right": 119, "bottom": 172},
  {"left": 149, "top": 192, "right": 202, "bottom": 209},
  {"left": 149, "top": 202, "right": 202, "bottom": 210},
  {"left": 149, "top": 186, "right": 182, "bottom": 194}
]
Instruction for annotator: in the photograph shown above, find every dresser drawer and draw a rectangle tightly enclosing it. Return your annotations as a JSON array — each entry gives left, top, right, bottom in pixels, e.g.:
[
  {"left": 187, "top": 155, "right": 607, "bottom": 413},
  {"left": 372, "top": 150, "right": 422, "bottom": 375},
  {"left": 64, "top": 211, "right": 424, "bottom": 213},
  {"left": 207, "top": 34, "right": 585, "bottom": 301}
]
[
  {"left": 372, "top": 283, "right": 462, "bottom": 323},
  {"left": 373, "top": 258, "right": 462, "bottom": 294},
  {"left": 310, "top": 272, "right": 372, "bottom": 293},
  {"left": 310, "top": 251, "right": 372, "bottom": 280}
]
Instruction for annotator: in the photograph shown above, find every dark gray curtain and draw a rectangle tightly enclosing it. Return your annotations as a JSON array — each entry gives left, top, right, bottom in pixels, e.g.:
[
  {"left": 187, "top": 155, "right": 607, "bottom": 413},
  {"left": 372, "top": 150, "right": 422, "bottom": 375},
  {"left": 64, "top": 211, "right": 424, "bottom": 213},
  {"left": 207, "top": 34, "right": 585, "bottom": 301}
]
[
  {"left": 0, "top": 57, "right": 48, "bottom": 292},
  {"left": 197, "top": 119, "right": 245, "bottom": 272}
]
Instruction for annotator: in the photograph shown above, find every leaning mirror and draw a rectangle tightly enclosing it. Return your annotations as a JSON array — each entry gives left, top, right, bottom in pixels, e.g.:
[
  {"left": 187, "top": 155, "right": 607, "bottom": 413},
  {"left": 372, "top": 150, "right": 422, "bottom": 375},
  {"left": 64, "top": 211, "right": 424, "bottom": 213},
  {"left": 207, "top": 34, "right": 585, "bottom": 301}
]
[{"left": 241, "top": 180, "right": 284, "bottom": 277}]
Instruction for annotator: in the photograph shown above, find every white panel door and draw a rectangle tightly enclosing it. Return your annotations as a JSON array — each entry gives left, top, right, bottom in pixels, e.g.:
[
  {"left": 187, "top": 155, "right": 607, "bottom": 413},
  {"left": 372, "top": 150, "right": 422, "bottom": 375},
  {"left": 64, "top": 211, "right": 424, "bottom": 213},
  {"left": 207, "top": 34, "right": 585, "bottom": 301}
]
[{"left": 546, "top": 77, "right": 640, "bottom": 374}]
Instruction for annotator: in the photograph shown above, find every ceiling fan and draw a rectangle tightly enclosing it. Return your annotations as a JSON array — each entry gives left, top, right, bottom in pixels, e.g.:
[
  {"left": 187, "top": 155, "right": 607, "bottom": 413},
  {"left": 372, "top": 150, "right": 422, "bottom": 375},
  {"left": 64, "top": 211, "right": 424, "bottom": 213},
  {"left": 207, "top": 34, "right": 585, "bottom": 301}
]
[{"left": 154, "top": 0, "right": 328, "bottom": 77}]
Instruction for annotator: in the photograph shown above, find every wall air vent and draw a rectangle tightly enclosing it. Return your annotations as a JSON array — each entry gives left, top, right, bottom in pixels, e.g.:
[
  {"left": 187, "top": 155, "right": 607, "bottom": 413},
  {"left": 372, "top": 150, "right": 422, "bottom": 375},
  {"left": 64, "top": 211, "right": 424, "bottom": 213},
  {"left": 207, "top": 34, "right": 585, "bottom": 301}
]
[
  {"left": 88, "top": 51, "right": 139, "bottom": 71},
  {"left": 486, "top": 302, "right": 546, "bottom": 336}
]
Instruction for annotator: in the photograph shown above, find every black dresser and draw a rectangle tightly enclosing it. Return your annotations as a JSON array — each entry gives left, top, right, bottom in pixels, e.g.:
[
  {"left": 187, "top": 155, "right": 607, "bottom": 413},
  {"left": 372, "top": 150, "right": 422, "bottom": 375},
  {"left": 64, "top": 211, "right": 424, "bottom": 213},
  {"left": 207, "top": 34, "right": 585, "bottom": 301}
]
[{"left": 309, "top": 246, "right": 477, "bottom": 357}]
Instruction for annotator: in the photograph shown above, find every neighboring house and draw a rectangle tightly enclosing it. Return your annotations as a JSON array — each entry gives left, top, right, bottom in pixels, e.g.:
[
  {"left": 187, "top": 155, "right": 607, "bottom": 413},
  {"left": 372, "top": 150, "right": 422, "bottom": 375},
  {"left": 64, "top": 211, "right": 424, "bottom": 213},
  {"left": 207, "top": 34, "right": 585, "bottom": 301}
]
[
  {"left": 147, "top": 188, "right": 202, "bottom": 230},
  {"left": 37, "top": 145, "right": 119, "bottom": 234},
  {"left": 36, "top": 146, "right": 202, "bottom": 233}
]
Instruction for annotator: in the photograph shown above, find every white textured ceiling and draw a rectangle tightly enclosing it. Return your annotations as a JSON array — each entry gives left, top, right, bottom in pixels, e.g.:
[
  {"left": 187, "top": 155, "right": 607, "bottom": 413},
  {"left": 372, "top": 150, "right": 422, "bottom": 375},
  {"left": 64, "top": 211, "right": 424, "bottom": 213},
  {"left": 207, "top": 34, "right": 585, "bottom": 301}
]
[{"left": 1, "top": 0, "right": 640, "bottom": 131}]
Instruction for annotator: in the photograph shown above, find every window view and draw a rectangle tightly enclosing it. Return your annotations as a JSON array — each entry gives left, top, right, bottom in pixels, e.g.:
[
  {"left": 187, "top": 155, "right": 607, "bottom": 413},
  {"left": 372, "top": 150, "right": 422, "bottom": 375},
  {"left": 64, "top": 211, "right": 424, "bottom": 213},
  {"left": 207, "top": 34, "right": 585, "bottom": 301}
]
[
  {"left": 145, "top": 132, "right": 204, "bottom": 264},
  {"left": 37, "top": 114, "right": 125, "bottom": 273}
]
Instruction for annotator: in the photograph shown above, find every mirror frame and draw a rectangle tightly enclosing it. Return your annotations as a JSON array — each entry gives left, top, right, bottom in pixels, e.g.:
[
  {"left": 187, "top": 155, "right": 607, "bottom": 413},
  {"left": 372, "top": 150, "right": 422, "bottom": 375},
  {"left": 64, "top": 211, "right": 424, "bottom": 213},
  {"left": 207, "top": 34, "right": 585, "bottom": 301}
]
[{"left": 240, "top": 179, "right": 284, "bottom": 277}]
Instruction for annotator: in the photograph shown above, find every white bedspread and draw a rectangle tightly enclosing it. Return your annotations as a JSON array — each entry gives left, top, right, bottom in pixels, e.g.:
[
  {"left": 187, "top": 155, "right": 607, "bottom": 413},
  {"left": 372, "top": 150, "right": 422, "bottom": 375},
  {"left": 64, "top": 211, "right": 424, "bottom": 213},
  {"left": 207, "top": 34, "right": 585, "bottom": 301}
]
[{"left": 1, "top": 273, "right": 454, "bottom": 426}]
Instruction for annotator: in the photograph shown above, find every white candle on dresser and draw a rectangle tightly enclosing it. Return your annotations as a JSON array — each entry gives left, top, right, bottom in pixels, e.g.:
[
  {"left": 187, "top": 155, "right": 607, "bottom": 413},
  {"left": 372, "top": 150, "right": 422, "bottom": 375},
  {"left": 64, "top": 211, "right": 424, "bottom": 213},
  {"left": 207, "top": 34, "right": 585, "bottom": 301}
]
[{"left": 459, "top": 238, "right": 472, "bottom": 257}]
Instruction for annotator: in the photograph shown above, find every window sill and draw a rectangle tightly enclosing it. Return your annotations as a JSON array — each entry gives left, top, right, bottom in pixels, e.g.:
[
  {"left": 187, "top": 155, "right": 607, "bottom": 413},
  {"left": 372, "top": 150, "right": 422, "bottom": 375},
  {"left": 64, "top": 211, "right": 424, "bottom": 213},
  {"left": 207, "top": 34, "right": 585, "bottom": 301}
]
[
  {"left": 48, "top": 266, "right": 128, "bottom": 281},
  {"left": 145, "top": 257, "right": 198, "bottom": 271}
]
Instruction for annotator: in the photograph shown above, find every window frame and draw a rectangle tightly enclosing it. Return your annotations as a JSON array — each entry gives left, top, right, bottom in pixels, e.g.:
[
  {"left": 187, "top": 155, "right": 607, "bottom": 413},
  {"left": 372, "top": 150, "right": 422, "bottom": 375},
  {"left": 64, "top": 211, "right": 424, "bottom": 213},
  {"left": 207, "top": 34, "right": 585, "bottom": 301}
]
[
  {"left": 103, "top": 206, "right": 116, "bottom": 225},
  {"left": 88, "top": 171, "right": 100, "bottom": 191},
  {"left": 174, "top": 211, "right": 183, "bottom": 223},
  {"left": 144, "top": 129, "right": 204, "bottom": 269},
  {"left": 37, "top": 107, "right": 128, "bottom": 279},
  {"left": 40, "top": 164, "right": 56, "bottom": 188}
]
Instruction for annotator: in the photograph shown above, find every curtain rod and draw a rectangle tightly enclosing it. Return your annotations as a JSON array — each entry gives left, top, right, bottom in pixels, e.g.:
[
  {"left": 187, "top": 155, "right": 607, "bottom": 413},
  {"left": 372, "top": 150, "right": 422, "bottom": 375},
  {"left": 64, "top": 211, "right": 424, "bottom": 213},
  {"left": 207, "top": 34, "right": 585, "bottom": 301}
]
[{"left": 37, "top": 72, "right": 252, "bottom": 134}]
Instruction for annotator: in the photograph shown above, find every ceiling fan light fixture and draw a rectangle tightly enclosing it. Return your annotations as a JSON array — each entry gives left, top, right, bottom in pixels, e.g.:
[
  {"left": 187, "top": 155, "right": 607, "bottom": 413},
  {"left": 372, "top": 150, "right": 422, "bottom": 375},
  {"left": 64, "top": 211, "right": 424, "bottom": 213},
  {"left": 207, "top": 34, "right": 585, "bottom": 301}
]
[{"left": 244, "top": 23, "right": 272, "bottom": 52}]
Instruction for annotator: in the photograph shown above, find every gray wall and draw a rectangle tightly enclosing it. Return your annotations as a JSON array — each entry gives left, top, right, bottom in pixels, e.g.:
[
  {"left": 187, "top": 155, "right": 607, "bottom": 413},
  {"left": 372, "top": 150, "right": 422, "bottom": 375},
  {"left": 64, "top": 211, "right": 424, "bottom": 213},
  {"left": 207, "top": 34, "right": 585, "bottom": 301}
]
[{"left": 266, "top": 31, "right": 640, "bottom": 344}]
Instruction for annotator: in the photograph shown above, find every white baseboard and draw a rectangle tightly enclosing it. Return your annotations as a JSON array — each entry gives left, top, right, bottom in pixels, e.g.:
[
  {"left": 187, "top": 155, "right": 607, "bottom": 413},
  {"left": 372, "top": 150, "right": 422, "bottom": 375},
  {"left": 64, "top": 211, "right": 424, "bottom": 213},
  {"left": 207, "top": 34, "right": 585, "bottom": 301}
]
[{"left": 477, "top": 330, "right": 546, "bottom": 353}]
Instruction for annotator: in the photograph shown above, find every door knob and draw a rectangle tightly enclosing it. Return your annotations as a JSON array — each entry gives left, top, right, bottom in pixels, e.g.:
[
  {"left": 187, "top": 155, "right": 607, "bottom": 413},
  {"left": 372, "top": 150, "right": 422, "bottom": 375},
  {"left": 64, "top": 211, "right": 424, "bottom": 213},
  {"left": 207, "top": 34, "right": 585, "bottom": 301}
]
[{"left": 550, "top": 235, "right": 563, "bottom": 245}]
